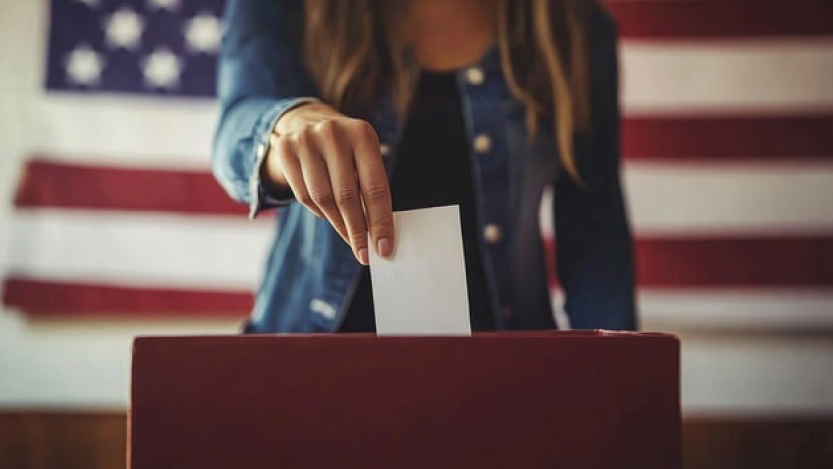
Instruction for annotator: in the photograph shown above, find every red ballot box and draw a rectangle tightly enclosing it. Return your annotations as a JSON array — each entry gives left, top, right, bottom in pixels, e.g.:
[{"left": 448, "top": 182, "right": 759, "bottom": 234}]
[{"left": 130, "top": 331, "right": 680, "bottom": 468}]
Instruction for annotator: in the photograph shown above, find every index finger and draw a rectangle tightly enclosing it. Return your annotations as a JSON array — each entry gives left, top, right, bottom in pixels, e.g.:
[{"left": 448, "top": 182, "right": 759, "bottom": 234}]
[{"left": 350, "top": 120, "right": 394, "bottom": 258}]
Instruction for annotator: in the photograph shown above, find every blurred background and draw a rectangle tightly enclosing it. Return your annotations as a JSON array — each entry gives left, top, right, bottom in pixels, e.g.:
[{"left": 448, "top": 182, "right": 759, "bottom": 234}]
[{"left": 1, "top": 0, "right": 832, "bottom": 467}]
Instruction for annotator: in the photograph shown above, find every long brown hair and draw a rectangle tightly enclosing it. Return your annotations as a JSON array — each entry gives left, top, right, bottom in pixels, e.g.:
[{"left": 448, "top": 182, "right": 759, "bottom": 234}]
[{"left": 303, "top": 0, "right": 591, "bottom": 182}]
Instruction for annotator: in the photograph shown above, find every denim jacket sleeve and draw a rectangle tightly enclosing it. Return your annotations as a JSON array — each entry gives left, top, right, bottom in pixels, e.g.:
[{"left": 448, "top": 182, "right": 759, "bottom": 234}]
[
  {"left": 212, "top": 0, "right": 318, "bottom": 219},
  {"left": 554, "top": 3, "right": 637, "bottom": 330}
]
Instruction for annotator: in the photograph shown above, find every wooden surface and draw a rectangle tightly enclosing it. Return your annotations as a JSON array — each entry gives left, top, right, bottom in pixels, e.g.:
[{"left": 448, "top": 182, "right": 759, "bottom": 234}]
[
  {"left": 0, "top": 412, "right": 125, "bottom": 469},
  {"left": 684, "top": 418, "right": 833, "bottom": 469},
  {"left": 1, "top": 411, "right": 832, "bottom": 469}
]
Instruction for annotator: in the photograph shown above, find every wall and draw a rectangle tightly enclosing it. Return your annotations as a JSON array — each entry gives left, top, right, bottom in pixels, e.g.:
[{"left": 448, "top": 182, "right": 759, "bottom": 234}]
[
  {"left": 1, "top": 0, "right": 832, "bottom": 417},
  {"left": 0, "top": 0, "right": 241, "bottom": 409}
]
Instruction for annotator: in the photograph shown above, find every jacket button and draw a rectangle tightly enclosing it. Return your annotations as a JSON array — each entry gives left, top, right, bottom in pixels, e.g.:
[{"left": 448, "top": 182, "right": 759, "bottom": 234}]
[
  {"left": 380, "top": 143, "right": 390, "bottom": 156},
  {"left": 473, "top": 134, "right": 491, "bottom": 154},
  {"left": 465, "top": 67, "right": 485, "bottom": 85},
  {"left": 483, "top": 223, "right": 502, "bottom": 244}
]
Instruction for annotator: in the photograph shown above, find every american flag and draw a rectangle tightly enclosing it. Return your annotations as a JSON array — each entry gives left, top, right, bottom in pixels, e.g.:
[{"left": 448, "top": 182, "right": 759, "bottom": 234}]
[{"left": 2, "top": 0, "right": 832, "bottom": 330}]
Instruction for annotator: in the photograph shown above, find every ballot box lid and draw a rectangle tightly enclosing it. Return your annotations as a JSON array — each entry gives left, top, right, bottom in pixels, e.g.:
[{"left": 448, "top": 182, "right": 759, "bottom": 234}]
[{"left": 130, "top": 331, "right": 680, "bottom": 468}]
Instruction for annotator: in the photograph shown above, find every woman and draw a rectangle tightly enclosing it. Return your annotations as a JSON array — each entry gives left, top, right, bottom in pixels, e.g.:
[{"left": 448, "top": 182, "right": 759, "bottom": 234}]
[{"left": 213, "top": 0, "right": 636, "bottom": 333}]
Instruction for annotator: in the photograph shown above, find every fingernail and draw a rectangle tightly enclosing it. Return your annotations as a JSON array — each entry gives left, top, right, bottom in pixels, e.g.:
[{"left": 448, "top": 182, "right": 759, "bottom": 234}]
[
  {"left": 377, "top": 237, "right": 392, "bottom": 257},
  {"left": 358, "top": 247, "right": 369, "bottom": 265}
]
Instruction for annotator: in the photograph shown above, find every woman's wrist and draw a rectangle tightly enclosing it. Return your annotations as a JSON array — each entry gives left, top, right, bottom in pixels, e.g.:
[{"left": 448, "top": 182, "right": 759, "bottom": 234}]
[
  {"left": 263, "top": 102, "right": 343, "bottom": 191},
  {"left": 262, "top": 104, "right": 323, "bottom": 189},
  {"left": 273, "top": 102, "right": 342, "bottom": 136}
]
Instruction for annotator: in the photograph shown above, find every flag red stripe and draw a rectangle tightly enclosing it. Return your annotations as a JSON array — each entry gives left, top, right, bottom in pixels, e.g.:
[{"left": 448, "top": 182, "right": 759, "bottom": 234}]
[
  {"left": 5, "top": 236, "right": 833, "bottom": 315},
  {"left": 545, "top": 236, "right": 833, "bottom": 288},
  {"left": 14, "top": 158, "right": 245, "bottom": 215},
  {"left": 623, "top": 115, "right": 833, "bottom": 160},
  {"left": 18, "top": 111, "right": 833, "bottom": 215},
  {"left": 605, "top": 0, "right": 833, "bottom": 39},
  {"left": 633, "top": 237, "right": 833, "bottom": 287},
  {"left": 2, "top": 278, "right": 251, "bottom": 316}
]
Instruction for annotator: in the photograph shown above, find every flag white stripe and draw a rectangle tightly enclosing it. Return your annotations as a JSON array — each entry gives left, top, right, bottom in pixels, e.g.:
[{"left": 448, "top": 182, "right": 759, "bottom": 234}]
[
  {"left": 637, "top": 289, "right": 833, "bottom": 330},
  {"left": 0, "top": 311, "right": 240, "bottom": 407},
  {"left": 621, "top": 39, "right": 833, "bottom": 114},
  {"left": 551, "top": 288, "right": 833, "bottom": 330},
  {"left": 541, "top": 162, "right": 833, "bottom": 237},
  {"left": 31, "top": 40, "right": 833, "bottom": 167},
  {"left": 34, "top": 93, "right": 217, "bottom": 169},
  {"left": 4, "top": 210, "right": 273, "bottom": 290}
]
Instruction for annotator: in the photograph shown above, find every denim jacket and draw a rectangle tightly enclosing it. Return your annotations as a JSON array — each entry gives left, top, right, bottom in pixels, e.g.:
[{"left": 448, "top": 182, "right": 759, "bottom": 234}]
[{"left": 212, "top": 0, "right": 636, "bottom": 333}]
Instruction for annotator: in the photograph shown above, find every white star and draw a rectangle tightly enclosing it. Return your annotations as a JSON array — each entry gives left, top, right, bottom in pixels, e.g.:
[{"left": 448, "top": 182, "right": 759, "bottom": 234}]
[
  {"left": 65, "top": 44, "right": 104, "bottom": 86},
  {"left": 104, "top": 7, "right": 144, "bottom": 50},
  {"left": 142, "top": 48, "right": 182, "bottom": 89},
  {"left": 184, "top": 13, "right": 221, "bottom": 54},
  {"left": 147, "top": 0, "right": 180, "bottom": 11},
  {"left": 75, "top": 0, "right": 100, "bottom": 8}
]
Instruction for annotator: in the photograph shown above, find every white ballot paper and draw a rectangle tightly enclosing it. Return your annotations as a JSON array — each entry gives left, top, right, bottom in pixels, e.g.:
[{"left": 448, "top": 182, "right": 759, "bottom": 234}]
[{"left": 369, "top": 205, "right": 472, "bottom": 336}]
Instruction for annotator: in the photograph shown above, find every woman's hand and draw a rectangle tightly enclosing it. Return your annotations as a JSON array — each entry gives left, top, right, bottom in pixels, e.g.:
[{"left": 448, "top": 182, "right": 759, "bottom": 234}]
[{"left": 264, "top": 103, "right": 394, "bottom": 265}]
